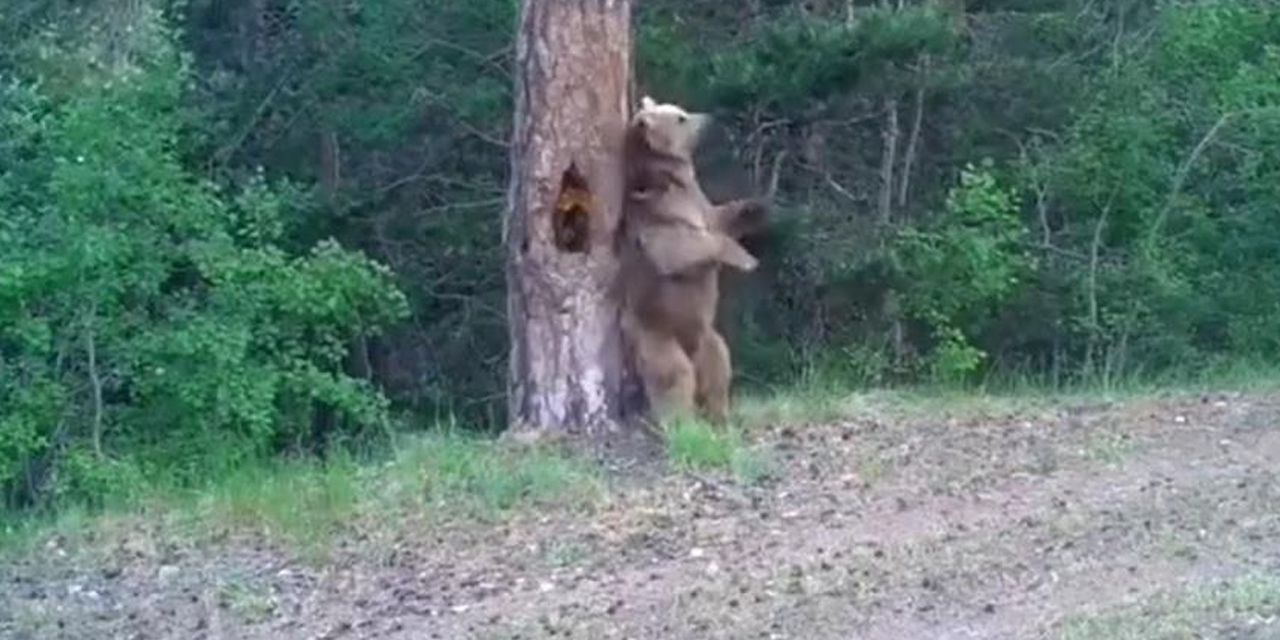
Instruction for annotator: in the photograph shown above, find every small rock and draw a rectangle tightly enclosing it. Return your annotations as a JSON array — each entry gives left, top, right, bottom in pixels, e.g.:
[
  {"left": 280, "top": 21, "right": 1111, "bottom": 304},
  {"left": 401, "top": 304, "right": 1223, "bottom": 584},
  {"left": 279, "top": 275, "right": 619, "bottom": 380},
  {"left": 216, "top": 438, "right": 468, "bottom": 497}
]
[
  {"left": 1174, "top": 415, "right": 1187, "bottom": 424},
  {"left": 538, "top": 580, "right": 555, "bottom": 593},
  {"left": 158, "top": 565, "right": 180, "bottom": 582},
  {"left": 689, "top": 547, "right": 705, "bottom": 559},
  {"left": 706, "top": 562, "right": 721, "bottom": 577}
]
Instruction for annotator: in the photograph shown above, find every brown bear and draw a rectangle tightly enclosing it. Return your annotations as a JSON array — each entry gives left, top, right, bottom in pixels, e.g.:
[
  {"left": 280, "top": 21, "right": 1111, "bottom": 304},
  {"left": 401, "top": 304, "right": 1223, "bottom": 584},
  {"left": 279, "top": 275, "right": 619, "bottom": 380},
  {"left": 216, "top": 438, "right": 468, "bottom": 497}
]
[
  {"left": 623, "top": 96, "right": 761, "bottom": 275},
  {"left": 617, "top": 96, "right": 769, "bottom": 426}
]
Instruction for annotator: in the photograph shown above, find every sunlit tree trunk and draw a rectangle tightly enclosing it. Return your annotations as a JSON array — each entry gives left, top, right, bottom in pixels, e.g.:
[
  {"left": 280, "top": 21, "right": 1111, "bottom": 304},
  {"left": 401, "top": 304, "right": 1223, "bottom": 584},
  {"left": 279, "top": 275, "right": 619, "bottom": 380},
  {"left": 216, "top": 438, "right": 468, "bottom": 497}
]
[{"left": 505, "top": 0, "right": 641, "bottom": 437}]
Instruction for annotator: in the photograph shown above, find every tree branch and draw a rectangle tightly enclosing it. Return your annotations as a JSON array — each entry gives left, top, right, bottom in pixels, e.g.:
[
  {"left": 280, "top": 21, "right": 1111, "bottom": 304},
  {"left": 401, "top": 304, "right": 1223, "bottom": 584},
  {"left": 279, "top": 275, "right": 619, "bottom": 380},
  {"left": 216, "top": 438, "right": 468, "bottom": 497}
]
[
  {"left": 1150, "top": 111, "right": 1235, "bottom": 240},
  {"left": 214, "top": 62, "right": 298, "bottom": 166},
  {"left": 878, "top": 97, "right": 900, "bottom": 226},
  {"left": 825, "top": 172, "right": 860, "bottom": 204},
  {"left": 85, "top": 309, "right": 104, "bottom": 459},
  {"left": 897, "top": 84, "right": 925, "bottom": 209}
]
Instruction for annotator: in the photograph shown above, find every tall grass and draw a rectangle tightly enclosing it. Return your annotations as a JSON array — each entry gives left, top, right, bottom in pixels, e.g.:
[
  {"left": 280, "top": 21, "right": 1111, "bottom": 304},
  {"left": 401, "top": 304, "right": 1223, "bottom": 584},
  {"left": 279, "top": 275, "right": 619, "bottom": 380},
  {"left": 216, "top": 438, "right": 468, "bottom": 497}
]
[
  {"left": 5, "top": 362, "right": 1279, "bottom": 558},
  {"left": 1, "top": 428, "right": 604, "bottom": 559}
]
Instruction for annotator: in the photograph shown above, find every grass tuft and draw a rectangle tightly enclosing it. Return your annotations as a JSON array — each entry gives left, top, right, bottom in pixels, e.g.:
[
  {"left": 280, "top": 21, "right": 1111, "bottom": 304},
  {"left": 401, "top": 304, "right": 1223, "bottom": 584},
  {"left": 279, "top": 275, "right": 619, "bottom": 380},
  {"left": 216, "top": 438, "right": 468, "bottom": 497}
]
[
  {"left": 664, "top": 418, "right": 740, "bottom": 470},
  {"left": 663, "top": 418, "right": 776, "bottom": 484}
]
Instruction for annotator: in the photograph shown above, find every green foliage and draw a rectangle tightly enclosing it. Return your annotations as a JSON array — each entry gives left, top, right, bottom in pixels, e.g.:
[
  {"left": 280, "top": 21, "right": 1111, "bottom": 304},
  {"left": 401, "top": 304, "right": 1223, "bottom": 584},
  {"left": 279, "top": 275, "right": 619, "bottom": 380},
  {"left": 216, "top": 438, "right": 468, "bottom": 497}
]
[
  {"left": 896, "top": 165, "right": 1030, "bottom": 382},
  {"left": 1032, "top": 0, "right": 1280, "bottom": 376},
  {"left": 0, "top": 3, "right": 407, "bottom": 507},
  {"left": 640, "top": 5, "right": 957, "bottom": 110},
  {"left": 659, "top": 0, "right": 1280, "bottom": 388},
  {"left": 7, "top": 0, "right": 1280, "bottom": 523},
  {"left": 182, "top": 0, "right": 514, "bottom": 423}
]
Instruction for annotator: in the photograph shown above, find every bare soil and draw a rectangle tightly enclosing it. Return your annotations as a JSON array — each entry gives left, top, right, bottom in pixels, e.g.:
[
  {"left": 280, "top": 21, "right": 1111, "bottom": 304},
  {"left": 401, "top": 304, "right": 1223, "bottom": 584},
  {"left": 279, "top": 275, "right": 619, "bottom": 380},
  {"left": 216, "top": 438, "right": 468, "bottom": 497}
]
[{"left": 4, "top": 390, "right": 1280, "bottom": 639}]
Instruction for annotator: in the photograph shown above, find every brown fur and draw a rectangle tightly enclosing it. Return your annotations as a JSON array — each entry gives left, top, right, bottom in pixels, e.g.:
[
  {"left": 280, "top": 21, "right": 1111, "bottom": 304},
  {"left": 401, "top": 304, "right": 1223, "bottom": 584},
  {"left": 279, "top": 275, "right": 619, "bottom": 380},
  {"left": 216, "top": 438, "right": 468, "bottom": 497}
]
[{"left": 617, "top": 97, "right": 769, "bottom": 426}]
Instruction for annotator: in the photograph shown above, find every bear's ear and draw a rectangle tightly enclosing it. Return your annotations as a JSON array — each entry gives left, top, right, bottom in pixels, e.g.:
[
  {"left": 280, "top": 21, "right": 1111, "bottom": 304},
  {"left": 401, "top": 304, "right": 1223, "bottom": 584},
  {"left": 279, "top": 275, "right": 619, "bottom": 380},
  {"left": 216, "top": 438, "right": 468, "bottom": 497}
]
[{"left": 640, "top": 95, "right": 657, "bottom": 111}]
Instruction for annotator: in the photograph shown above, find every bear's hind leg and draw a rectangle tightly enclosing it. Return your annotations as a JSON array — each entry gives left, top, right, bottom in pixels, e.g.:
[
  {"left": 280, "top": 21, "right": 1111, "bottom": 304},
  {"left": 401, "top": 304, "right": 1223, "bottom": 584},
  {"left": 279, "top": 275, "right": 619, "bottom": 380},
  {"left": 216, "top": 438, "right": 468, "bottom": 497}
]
[
  {"left": 693, "top": 329, "right": 732, "bottom": 426},
  {"left": 635, "top": 328, "right": 697, "bottom": 425}
]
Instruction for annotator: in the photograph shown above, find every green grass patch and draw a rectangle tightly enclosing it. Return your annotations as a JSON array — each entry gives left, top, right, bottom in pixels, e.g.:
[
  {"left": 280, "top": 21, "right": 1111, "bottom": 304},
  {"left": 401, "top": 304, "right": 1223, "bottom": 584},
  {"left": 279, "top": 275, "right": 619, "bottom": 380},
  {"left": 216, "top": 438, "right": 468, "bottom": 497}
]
[
  {"left": 545, "top": 540, "right": 590, "bottom": 568},
  {"left": 663, "top": 418, "right": 775, "bottom": 484},
  {"left": 379, "top": 430, "right": 603, "bottom": 516},
  {"left": 732, "top": 360, "right": 1280, "bottom": 431},
  {"left": 733, "top": 384, "right": 850, "bottom": 429},
  {"left": 195, "top": 431, "right": 603, "bottom": 556},
  {"left": 197, "top": 454, "right": 363, "bottom": 554},
  {"left": 664, "top": 418, "right": 740, "bottom": 470},
  {"left": 1083, "top": 430, "right": 1135, "bottom": 465},
  {"left": 216, "top": 576, "right": 278, "bottom": 623},
  {"left": 1057, "top": 574, "right": 1280, "bottom": 640},
  {"left": 1, "top": 427, "right": 604, "bottom": 560}
]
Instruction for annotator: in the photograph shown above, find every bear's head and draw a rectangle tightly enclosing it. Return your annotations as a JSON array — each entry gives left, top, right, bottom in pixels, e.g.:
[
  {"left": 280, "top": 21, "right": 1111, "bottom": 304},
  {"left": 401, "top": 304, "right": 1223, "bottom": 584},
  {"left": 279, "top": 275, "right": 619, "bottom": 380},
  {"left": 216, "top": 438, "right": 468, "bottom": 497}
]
[{"left": 628, "top": 95, "right": 711, "bottom": 161}]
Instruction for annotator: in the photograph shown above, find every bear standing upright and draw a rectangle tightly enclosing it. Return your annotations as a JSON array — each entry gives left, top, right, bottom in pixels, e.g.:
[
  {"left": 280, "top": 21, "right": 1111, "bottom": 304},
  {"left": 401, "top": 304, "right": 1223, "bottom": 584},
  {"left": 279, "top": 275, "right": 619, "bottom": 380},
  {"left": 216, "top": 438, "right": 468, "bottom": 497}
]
[{"left": 617, "top": 96, "right": 770, "bottom": 426}]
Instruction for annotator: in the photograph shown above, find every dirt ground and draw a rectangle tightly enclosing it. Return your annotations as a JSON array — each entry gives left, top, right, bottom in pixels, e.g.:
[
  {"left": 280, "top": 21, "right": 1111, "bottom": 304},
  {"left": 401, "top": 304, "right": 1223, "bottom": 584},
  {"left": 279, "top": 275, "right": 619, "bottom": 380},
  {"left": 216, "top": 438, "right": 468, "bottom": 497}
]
[{"left": 4, "top": 389, "right": 1280, "bottom": 639}]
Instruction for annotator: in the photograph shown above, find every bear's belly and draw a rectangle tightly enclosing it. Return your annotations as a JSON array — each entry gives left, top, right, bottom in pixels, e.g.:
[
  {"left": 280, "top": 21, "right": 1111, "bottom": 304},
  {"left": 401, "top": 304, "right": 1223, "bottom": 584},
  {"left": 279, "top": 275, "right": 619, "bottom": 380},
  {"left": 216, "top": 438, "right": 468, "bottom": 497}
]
[{"left": 635, "top": 270, "right": 718, "bottom": 349}]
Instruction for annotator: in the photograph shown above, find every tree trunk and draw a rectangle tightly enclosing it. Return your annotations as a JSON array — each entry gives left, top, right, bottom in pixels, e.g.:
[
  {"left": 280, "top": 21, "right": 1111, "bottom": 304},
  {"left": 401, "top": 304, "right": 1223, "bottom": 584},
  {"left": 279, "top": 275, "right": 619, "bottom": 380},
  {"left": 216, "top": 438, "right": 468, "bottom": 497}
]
[
  {"left": 878, "top": 97, "right": 900, "bottom": 227},
  {"left": 505, "top": 0, "right": 639, "bottom": 437}
]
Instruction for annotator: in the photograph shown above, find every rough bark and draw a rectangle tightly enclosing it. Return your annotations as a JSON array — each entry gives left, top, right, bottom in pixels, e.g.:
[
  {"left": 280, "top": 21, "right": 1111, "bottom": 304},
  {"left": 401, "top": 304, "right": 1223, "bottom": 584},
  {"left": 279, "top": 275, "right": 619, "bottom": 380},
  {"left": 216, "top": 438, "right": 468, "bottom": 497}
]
[{"left": 505, "top": 0, "right": 639, "bottom": 436}]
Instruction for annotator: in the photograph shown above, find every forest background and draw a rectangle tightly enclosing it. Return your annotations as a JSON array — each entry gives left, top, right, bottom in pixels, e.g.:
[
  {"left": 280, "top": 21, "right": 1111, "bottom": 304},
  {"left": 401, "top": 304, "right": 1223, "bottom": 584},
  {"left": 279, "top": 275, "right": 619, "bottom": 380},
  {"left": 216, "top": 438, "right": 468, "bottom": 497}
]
[{"left": 2, "top": 0, "right": 1279, "bottom": 510}]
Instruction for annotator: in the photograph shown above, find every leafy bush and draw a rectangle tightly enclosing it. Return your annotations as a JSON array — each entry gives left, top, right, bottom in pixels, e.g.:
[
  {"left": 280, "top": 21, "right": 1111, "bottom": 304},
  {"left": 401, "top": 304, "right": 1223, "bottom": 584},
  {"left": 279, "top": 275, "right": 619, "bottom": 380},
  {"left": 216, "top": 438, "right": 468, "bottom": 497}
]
[
  {"left": 0, "top": 5, "right": 408, "bottom": 507},
  {"left": 896, "top": 165, "right": 1031, "bottom": 382}
]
